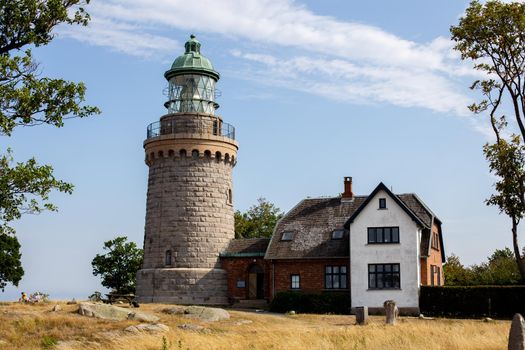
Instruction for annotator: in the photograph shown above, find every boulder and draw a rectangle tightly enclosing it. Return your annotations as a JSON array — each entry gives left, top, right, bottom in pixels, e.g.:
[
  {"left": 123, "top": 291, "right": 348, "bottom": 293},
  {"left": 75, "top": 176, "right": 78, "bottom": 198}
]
[
  {"left": 125, "top": 323, "right": 169, "bottom": 334},
  {"left": 178, "top": 323, "right": 211, "bottom": 333},
  {"left": 183, "top": 306, "right": 230, "bottom": 322},
  {"left": 162, "top": 306, "right": 187, "bottom": 315},
  {"left": 509, "top": 313, "right": 525, "bottom": 350},
  {"left": 78, "top": 302, "right": 159, "bottom": 322},
  {"left": 52, "top": 304, "right": 61, "bottom": 312},
  {"left": 234, "top": 319, "right": 253, "bottom": 326}
]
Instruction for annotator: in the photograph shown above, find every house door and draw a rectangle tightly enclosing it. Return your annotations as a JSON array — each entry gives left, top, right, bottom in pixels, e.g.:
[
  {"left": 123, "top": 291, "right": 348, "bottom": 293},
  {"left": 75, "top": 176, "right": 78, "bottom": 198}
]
[{"left": 248, "top": 264, "right": 264, "bottom": 299}]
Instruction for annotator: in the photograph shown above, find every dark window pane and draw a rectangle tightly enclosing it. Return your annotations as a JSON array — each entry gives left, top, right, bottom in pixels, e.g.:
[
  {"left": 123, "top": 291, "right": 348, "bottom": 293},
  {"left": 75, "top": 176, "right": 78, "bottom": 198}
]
[
  {"left": 384, "top": 264, "right": 391, "bottom": 272},
  {"left": 369, "top": 265, "right": 375, "bottom": 272},
  {"left": 368, "top": 229, "right": 375, "bottom": 243},
  {"left": 392, "top": 228, "right": 399, "bottom": 243},
  {"left": 333, "top": 266, "right": 339, "bottom": 274},
  {"left": 393, "top": 264, "right": 399, "bottom": 272},
  {"left": 341, "top": 275, "right": 347, "bottom": 289},
  {"left": 326, "top": 275, "right": 332, "bottom": 289},
  {"left": 377, "top": 276, "right": 384, "bottom": 289},
  {"left": 369, "top": 274, "right": 376, "bottom": 288},
  {"left": 333, "top": 276, "right": 340, "bottom": 289},
  {"left": 376, "top": 265, "right": 383, "bottom": 272},
  {"left": 326, "top": 266, "right": 332, "bottom": 273},
  {"left": 341, "top": 266, "right": 347, "bottom": 274}
]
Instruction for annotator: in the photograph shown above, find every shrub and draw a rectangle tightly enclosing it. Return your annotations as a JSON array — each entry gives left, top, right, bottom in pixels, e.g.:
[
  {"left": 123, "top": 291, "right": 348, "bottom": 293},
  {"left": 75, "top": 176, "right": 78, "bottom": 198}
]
[
  {"left": 269, "top": 291, "right": 350, "bottom": 314},
  {"left": 420, "top": 285, "right": 525, "bottom": 319},
  {"left": 41, "top": 335, "right": 58, "bottom": 349}
]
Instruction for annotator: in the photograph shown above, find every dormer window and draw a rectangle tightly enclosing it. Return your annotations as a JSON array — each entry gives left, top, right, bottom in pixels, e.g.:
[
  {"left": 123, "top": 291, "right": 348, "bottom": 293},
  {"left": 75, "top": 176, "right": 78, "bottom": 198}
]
[
  {"left": 281, "top": 231, "right": 294, "bottom": 241},
  {"left": 379, "top": 198, "right": 387, "bottom": 209},
  {"left": 331, "top": 229, "right": 344, "bottom": 240}
]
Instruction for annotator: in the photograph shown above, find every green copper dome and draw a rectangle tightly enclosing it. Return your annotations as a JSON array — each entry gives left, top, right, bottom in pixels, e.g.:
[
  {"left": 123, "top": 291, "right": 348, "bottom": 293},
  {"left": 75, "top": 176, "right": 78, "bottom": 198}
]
[{"left": 164, "top": 35, "right": 220, "bottom": 81}]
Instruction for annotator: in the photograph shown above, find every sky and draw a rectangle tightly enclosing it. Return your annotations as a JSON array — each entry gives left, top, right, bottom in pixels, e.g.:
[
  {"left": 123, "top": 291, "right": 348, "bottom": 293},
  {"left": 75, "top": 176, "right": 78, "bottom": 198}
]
[{"left": 1, "top": 0, "right": 522, "bottom": 300}]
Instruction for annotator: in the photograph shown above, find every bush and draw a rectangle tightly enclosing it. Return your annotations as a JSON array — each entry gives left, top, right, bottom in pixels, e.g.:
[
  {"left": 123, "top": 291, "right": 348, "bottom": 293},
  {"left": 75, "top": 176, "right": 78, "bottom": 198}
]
[
  {"left": 420, "top": 285, "right": 525, "bottom": 319},
  {"left": 269, "top": 291, "right": 350, "bottom": 314}
]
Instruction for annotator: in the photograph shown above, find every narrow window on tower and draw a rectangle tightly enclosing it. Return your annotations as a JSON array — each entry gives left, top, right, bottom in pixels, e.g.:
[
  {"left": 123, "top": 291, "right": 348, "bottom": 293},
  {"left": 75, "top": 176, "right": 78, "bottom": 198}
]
[
  {"left": 165, "top": 250, "right": 172, "bottom": 266},
  {"left": 227, "top": 188, "right": 233, "bottom": 205}
]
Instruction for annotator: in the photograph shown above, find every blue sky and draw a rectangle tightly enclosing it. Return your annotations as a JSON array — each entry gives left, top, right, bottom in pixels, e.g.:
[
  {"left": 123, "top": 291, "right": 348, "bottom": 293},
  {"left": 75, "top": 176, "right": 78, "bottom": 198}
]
[{"left": 0, "top": 0, "right": 521, "bottom": 300}]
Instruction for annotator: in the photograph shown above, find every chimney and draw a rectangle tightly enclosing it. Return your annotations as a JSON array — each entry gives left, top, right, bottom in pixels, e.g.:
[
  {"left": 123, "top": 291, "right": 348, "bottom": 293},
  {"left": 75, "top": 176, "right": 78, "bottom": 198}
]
[{"left": 342, "top": 177, "right": 353, "bottom": 200}]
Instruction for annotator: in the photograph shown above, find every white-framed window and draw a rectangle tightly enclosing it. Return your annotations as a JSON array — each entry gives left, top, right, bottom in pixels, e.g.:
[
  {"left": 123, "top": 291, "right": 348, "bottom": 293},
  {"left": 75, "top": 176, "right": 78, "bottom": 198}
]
[{"left": 290, "top": 274, "right": 300, "bottom": 289}]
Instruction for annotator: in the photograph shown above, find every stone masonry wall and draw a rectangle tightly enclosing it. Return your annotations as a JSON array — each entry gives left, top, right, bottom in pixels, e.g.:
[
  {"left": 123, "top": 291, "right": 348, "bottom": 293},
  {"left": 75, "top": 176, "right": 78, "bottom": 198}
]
[{"left": 142, "top": 155, "right": 234, "bottom": 269}]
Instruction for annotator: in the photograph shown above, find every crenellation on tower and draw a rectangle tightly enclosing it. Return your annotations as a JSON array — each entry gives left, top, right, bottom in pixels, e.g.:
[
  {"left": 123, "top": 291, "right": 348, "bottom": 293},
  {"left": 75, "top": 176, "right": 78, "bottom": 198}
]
[{"left": 135, "top": 35, "right": 237, "bottom": 305}]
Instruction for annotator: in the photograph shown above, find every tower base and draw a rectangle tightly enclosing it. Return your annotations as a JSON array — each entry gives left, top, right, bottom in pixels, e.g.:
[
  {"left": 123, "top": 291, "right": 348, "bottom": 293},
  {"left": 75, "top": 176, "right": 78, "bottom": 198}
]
[{"left": 135, "top": 267, "right": 228, "bottom": 305}]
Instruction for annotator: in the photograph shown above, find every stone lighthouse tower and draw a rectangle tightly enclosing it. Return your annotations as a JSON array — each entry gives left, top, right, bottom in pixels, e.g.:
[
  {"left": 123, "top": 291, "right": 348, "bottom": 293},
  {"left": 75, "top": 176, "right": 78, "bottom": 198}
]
[{"left": 135, "top": 35, "right": 238, "bottom": 304}]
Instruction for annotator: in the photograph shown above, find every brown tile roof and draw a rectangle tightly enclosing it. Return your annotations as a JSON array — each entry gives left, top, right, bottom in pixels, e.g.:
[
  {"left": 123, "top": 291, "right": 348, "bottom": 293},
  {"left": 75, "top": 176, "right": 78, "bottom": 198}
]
[
  {"left": 220, "top": 238, "right": 270, "bottom": 257},
  {"left": 397, "top": 194, "right": 433, "bottom": 227},
  {"left": 265, "top": 197, "right": 367, "bottom": 260},
  {"left": 265, "top": 188, "right": 440, "bottom": 260}
]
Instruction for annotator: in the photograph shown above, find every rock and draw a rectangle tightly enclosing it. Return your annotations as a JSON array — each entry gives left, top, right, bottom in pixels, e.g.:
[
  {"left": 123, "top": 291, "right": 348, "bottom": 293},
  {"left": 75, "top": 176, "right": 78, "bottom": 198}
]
[
  {"left": 286, "top": 311, "right": 296, "bottom": 315},
  {"left": 482, "top": 317, "right": 494, "bottom": 322},
  {"left": 508, "top": 313, "right": 525, "bottom": 350},
  {"left": 162, "top": 306, "right": 187, "bottom": 315},
  {"left": 355, "top": 306, "right": 368, "bottom": 325},
  {"left": 52, "top": 304, "right": 61, "bottom": 312},
  {"left": 78, "top": 302, "right": 159, "bottom": 322},
  {"left": 178, "top": 323, "right": 211, "bottom": 333},
  {"left": 67, "top": 299, "right": 77, "bottom": 305},
  {"left": 125, "top": 323, "right": 169, "bottom": 334},
  {"left": 128, "top": 311, "right": 160, "bottom": 323},
  {"left": 419, "top": 314, "right": 434, "bottom": 320},
  {"left": 384, "top": 300, "right": 398, "bottom": 325},
  {"left": 183, "top": 306, "right": 229, "bottom": 322}
]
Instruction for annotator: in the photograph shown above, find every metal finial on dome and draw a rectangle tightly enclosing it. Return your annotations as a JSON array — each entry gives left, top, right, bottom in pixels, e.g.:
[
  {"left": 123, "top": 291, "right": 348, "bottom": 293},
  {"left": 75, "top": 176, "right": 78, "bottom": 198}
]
[{"left": 185, "top": 34, "right": 201, "bottom": 54}]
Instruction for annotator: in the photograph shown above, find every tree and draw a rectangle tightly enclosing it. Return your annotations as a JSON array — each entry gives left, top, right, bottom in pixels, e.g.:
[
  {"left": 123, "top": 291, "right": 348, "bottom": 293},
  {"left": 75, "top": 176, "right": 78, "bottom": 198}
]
[
  {"left": 234, "top": 198, "right": 283, "bottom": 238},
  {"left": 444, "top": 249, "right": 522, "bottom": 286},
  {"left": 451, "top": 0, "right": 525, "bottom": 282},
  {"left": 0, "top": 233, "right": 23, "bottom": 291},
  {"left": 0, "top": 1, "right": 99, "bottom": 289},
  {"left": 443, "top": 254, "right": 471, "bottom": 286},
  {"left": 91, "top": 236, "right": 143, "bottom": 294}
]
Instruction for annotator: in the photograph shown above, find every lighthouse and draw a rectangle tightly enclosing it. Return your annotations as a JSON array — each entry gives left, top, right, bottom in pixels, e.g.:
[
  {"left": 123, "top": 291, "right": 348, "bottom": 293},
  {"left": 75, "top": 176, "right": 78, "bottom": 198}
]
[{"left": 135, "top": 35, "right": 238, "bottom": 304}]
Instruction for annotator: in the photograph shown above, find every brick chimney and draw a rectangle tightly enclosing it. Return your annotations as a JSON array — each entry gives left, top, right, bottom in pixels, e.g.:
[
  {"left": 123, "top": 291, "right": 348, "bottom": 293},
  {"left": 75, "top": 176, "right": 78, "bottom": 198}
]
[{"left": 342, "top": 177, "right": 353, "bottom": 200}]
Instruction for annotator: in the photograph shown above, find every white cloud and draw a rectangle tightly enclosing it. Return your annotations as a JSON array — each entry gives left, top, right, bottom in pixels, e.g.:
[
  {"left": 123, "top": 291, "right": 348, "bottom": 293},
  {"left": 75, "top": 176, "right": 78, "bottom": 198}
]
[{"left": 60, "top": 0, "right": 483, "bottom": 119}]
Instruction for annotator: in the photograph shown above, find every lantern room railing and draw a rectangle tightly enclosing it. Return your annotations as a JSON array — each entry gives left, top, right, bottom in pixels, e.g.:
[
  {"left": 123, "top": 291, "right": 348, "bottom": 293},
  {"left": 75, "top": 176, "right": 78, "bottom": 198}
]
[{"left": 146, "top": 119, "right": 235, "bottom": 141}]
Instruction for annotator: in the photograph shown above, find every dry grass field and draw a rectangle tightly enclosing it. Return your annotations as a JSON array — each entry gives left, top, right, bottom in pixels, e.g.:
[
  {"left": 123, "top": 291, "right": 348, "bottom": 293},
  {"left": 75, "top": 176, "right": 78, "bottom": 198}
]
[{"left": 0, "top": 301, "right": 510, "bottom": 350}]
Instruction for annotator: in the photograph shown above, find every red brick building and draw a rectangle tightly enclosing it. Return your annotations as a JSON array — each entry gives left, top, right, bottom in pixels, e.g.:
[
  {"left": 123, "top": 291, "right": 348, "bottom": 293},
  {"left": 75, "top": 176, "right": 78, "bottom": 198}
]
[{"left": 220, "top": 179, "right": 445, "bottom": 312}]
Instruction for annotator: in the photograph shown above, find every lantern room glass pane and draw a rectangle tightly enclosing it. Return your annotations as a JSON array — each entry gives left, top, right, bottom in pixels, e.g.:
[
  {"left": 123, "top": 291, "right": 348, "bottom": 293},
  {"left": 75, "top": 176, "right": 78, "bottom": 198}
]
[{"left": 166, "top": 74, "right": 217, "bottom": 115}]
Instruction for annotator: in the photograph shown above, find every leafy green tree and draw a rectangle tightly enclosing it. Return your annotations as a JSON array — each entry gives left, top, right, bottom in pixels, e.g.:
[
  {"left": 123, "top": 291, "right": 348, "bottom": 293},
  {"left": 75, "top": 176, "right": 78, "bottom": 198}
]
[
  {"left": 445, "top": 249, "right": 522, "bottom": 286},
  {"left": 443, "top": 254, "right": 471, "bottom": 286},
  {"left": 451, "top": 0, "right": 525, "bottom": 282},
  {"left": 0, "top": 1, "right": 99, "bottom": 289},
  {"left": 234, "top": 198, "right": 283, "bottom": 238},
  {"left": 0, "top": 233, "right": 23, "bottom": 291},
  {"left": 91, "top": 236, "right": 143, "bottom": 294}
]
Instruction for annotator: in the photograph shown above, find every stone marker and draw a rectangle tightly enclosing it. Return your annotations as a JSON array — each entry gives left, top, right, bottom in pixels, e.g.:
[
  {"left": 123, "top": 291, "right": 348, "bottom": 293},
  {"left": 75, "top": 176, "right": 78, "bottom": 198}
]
[
  {"left": 355, "top": 306, "right": 368, "bottom": 325},
  {"left": 162, "top": 306, "right": 187, "bottom": 315},
  {"left": 384, "top": 300, "right": 398, "bottom": 325},
  {"left": 508, "top": 313, "right": 525, "bottom": 350}
]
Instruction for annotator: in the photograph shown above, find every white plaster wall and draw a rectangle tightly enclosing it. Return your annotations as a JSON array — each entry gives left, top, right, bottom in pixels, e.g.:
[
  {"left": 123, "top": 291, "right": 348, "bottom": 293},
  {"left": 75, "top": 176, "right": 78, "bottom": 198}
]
[{"left": 350, "top": 189, "right": 421, "bottom": 309}]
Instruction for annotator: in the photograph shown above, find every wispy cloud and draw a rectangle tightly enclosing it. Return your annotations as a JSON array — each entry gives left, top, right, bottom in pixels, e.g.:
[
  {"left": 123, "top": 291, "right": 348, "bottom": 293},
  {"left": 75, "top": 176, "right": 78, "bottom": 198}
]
[{"left": 59, "top": 0, "right": 481, "bottom": 118}]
